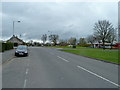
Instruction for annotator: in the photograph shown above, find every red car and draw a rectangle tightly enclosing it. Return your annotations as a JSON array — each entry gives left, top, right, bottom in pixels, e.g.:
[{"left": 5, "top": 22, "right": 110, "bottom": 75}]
[{"left": 112, "top": 43, "right": 120, "bottom": 49}]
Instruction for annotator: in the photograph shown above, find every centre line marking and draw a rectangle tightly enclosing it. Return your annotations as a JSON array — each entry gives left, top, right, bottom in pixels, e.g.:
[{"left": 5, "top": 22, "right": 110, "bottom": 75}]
[
  {"left": 77, "top": 65, "right": 120, "bottom": 87},
  {"left": 57, "top": 56, "right": 69, "bottom": 62},
  {"left": 23, "top": 79, "right": 27, "bottom": 88},
  {"left": 26, "top": 68, "right": 29, "bottom": 75}
]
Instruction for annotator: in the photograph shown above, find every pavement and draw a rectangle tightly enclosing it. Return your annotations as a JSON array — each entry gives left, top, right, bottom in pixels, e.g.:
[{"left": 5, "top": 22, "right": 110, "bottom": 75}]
[
  {"left": 2, "top": 49, "right": 15, "bottom": 64},
  {"left": 2, "top": 47, "right": 119, "bottom": 88}
]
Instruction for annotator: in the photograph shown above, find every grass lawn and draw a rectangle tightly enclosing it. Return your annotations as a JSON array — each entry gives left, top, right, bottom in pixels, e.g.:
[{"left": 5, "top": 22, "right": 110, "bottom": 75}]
[
  {"left": 48, "top": 46, "right": 103, "bottom": 49},
  {"left": 47, "top": 46, "right": 72, "bottom": 48},
  {"left": 59, "top": 49, "right": 119, "bottom": 64}
]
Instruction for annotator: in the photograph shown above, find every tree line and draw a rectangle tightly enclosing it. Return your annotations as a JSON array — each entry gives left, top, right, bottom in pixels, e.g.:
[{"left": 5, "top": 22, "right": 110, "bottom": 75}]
[{"left": 35, "top": 20, "right": 117, "bottom": 49}]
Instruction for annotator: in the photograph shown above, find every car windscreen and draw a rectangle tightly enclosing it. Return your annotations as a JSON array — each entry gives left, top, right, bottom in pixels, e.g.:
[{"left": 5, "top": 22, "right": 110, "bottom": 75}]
[{"left": 17, "top": 46, "right": 27, "bottom": 50}]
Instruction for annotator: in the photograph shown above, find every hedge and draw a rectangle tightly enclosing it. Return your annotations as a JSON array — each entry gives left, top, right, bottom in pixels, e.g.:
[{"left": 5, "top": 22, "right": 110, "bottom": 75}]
[
  {"left": 0, "top": 42, "right": 2, "bottom": 52},
  {"left": 1, "top": 42, "right": 13, "bottom": 52}
]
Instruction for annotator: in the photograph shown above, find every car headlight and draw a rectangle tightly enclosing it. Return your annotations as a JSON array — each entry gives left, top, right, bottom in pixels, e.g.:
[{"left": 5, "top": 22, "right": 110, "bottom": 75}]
[
  {"left": 15, "top": 51, "right": 18, "bottom": 53},
  {"left": 25, "top": 51, "right": 28, "bottom": 53}
]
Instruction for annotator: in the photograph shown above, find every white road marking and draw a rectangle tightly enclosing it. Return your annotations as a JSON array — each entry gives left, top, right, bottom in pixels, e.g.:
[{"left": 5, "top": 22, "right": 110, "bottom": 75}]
[
  {"left": 26, "top": 68, "right": 29, "bottom": 75},
  {"left": 57, "top": 56, "right": 69, "bottom": 62},
  {"left": 77, "top": 65, "right": 120, "bottom": 87},
  {"left": 23, "top": 79, "right": 27, "bottom": 88}
]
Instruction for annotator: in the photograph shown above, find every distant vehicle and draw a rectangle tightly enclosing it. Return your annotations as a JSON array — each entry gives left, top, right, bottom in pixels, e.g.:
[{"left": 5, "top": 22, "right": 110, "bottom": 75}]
[
  {"left": 68, "top": 45, "right": 73, "bottom": 47},
  {"left": 112, "top": 43, "right": 120, "bottom": 49},
  {"left": 15, "top": 45, "right": 28, "bottom": 56},
  {"left": 104, "top": 46, "right": 111, "bottom": 49}
]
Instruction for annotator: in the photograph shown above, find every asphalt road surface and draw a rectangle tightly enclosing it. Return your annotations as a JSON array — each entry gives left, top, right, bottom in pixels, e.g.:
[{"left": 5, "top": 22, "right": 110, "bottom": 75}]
[{"left": 2, "top": 47, "right": 119, "bottom": 88}]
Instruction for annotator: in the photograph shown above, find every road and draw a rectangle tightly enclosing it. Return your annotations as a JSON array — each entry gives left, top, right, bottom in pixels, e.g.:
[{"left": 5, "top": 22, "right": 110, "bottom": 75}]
[{"left": 2, "top": 47, "right": 119, "bottom": 88}]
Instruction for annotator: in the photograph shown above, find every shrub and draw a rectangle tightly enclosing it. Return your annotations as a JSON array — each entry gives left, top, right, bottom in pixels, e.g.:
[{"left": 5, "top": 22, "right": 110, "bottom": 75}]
[
  {"left": 14, "top": 43, "right": 18, "bottom": 47},
  {"left": 2, "top": 42, "right": 13, "bottom": 52},
  {"left": 72, "top": 45, "right": 76, "bottom": 48},
  {"left": 0, "top": 42, "right": 2, "bottom": 52},
  {"left": 78, "top": 44, "right": 91, "bottom": 47}
]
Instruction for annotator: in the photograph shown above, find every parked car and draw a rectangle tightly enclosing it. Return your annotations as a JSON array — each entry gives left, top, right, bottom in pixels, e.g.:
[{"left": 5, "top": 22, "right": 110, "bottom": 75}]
[
  {"left": 15, "top": 45, "right": 28, "bottom": 56},
  {"left": 68, "top": 45, "right": 73, "bottom": 47},
  {"left": 112, "top": 43, "right": 120, "bottom": 49}
]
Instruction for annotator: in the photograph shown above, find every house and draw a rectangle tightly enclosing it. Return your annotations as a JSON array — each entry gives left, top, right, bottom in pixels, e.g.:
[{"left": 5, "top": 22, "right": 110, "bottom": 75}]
[
  {"left": 7, "top": 35, "right": 24, "bottom": 46},
  {"left": 89, "top": 41, "right": 118, "bottom": 48}
]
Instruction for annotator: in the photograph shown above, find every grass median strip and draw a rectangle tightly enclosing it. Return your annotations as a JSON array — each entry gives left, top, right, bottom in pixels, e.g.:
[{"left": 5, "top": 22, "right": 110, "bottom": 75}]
[{"left": 59, "top": 49, "right": 119, "bottom": 64}]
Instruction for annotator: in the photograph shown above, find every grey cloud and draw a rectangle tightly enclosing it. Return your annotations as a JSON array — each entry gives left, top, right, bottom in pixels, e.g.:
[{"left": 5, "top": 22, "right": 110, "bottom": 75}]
[{"left": 2, "top": 2, "right": 118, "bottom": 41}]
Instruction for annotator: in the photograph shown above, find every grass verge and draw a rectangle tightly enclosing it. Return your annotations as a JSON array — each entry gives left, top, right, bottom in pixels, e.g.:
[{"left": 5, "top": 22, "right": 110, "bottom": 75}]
[{"left": 59, "top": 49, "right": 119, "bottom": 64}]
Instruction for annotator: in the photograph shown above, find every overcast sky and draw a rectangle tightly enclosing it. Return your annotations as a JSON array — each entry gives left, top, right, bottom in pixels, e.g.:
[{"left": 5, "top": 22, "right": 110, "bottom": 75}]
[{"left": 1, "top": 2, "right": 118, "bottom": 42}]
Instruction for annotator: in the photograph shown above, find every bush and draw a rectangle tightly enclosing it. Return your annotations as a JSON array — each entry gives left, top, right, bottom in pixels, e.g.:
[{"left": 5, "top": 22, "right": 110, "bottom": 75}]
[
  {"left": 2, "top": 42, "right": 13, "bottom": 52},
  {"left": 72, "top": 45, "right": 76, "bottom": 48},
  {"left": 78, "top": 44, "right": 91, "bottom": 47},
  {"left": 14, "top": 43, "right": 18, "bottom": 47},
  {"left": 0, "top": 42, "right": 2, "bottom": 52}
]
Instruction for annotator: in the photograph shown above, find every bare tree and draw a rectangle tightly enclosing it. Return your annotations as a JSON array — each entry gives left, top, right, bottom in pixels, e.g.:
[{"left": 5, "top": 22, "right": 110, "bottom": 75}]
[
  {"left": 119, "top": 25, "right": 120, "bottom": 43},
  {"left": 94, "top": 36, "right": 101, "bottom": 48},
  {"left": 59, "top": 39, "right": 68, "bottom": 46},
  {"left": 68, "top": 37, "right": 77, "bottom": 45},
  {"left": 108, "top": 28, "right": 117, "bottom": 49},
  {"left": 49, "top": 34, "right": 59, "bottom": 46},
  {"left": 94, "top": 20, "right": 114, "bottom": 49},
  {"left": 79, "top": 38, "right": 86, "bottom": 46},
  {"left": 41, "top": 34, "right": 47, "bottom": 44},
  {"left": 87, "top": 35, "right": 95, "bottom": 48}
]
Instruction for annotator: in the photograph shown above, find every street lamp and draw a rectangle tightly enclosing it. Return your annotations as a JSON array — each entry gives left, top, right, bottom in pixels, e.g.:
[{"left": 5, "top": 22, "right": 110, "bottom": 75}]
[{"left": 13, "top": 20, "right": 20, "bottom": 36}]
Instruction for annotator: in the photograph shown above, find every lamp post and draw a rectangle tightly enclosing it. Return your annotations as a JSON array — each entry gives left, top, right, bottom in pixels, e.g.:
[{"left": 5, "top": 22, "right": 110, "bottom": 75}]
[{"left": 13, "top": 21, "right": 20, "bottom": 36}]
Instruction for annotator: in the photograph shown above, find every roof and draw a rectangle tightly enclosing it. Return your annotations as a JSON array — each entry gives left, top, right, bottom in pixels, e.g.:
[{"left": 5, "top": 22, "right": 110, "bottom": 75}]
[{"left": 7, "top": 35, "right": 24, "bottom": 43}]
